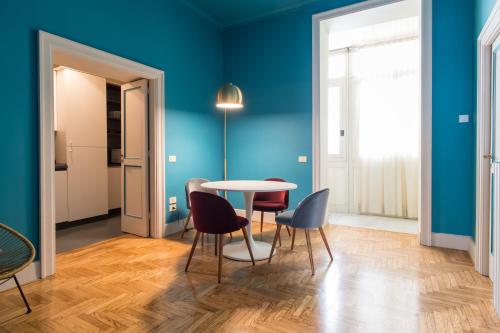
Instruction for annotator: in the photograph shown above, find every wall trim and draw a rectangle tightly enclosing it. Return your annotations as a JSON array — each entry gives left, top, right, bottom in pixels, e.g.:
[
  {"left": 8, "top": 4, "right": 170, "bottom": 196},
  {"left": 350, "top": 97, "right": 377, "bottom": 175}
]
[
  {"left": 311, "top": 0, "right": 432, "bottom": 246},
  {"left": 476, "top": 2, "right": 500, "bottom": 281},
  {"left": 0, "top": 261, "right": 40, "bottom": 292},
  {"left": 163, "top": 220, "right": 190, "bottom": 237},
  {"left": 491, "top": 254, "right": 494, "bottom": 281},
  {"left": 431, "top": 233, "right": 471, "bottom": 251},
  {"left": 39, "top": 31, "right": 165, "bottom": 278},
  {"left": 469, "top": 239, "right": 476, "bottom": 265}
]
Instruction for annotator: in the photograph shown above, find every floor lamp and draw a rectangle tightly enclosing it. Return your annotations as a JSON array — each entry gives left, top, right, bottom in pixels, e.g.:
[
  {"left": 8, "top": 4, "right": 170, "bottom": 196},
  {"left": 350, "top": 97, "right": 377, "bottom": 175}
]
[{"left": 215, "top": 83, "right": 244, "bottom": 196}]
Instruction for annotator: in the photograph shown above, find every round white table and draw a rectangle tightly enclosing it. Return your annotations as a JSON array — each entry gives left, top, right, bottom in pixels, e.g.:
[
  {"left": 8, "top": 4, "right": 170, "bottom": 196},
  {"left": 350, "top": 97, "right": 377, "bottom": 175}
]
[{"left": 201, "top": 180, "right": 297, "bottom": 261}]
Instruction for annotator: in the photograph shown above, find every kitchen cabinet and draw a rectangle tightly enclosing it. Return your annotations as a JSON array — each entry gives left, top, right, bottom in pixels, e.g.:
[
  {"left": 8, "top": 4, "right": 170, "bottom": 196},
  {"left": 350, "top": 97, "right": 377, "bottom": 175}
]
[
  {"left": 55, "top": 68, "right": 107, "bottom": 148},
  {"left": 67, "top": 146, "right": 108, "bottom": 221}
]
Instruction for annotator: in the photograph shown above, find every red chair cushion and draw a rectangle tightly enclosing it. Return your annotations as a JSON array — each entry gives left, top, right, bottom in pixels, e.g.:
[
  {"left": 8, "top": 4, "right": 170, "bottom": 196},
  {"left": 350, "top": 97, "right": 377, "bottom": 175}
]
[{"left": 253, "top": 201, "right": 287, "bottom": 212}]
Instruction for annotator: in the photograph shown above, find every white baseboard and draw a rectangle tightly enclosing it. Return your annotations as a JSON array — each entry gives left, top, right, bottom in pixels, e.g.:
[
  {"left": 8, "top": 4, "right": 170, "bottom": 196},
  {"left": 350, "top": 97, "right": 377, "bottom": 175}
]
[
  {"left": 431, "top": 233, "right": 471, "bottom": 251},
  {"left": 469, "top": 239, "right": 476, "bottom": 264},
  {"left": 0, "top": 261, "right": 40, "bottom": 292},
  {"left": 235, "top": 209, "right": 276, "bottom": 223},
  {"left": 163, "top": 218, "right": 191, "bottom": 237},
  {"left": 490, "top": 254, "right": 494, "bottom": 281}
]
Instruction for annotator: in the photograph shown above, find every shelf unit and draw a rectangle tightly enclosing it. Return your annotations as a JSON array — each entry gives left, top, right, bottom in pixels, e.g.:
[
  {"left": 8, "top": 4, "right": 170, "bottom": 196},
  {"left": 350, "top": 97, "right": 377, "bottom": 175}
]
[{"left": 106, "top": 83, "right": 121, "bottom": 166}]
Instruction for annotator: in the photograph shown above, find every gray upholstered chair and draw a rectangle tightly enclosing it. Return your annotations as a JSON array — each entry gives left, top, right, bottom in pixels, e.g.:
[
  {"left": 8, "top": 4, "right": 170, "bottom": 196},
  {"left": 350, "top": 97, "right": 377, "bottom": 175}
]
[
  {"left": 182, "top": 178, "right": 229, "bottom": 254},
  {"left": 268, "top": 189, "right": 332, "bottom": 275}
]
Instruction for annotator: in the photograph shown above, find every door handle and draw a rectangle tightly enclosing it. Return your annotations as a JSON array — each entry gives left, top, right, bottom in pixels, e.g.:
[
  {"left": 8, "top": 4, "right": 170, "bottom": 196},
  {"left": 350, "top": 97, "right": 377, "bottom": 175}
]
[{"left": 484, "top": 154, "right": 493, "bottom": 159}]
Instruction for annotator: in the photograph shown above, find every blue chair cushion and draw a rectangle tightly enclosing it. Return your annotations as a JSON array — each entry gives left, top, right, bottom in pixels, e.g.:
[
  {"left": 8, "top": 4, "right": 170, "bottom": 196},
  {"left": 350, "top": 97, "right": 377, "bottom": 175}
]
[{"left": 275, "top": 210, "right": 294, "bottom": 226}]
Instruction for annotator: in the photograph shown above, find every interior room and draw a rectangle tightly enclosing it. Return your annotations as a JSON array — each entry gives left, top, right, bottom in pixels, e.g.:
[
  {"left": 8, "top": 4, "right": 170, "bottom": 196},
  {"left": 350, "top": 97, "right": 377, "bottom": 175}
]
[
  {"left": 2, "top": 0, "right": 500, "bottom": 332},
  {"left": 54, "top": 67, "right": 124, "bottom": 253},
  {"left": 52, "top": 51, "right": 151, "bottom": 254},
  {"left": 319, "top": 0, "right": 420, "bottom": 234}
]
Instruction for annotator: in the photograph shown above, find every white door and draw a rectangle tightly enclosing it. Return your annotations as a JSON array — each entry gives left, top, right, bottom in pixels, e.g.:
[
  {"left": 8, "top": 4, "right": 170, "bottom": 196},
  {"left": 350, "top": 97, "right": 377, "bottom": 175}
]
[
  {"left": 121, "top": 79, "right": 149, "bottom": 237},
  {"left": 490, "top": 38, "right": 500, "bottom": 279},
  {"left": 321, "top": 49, "right": 349, "bottom": 213}
]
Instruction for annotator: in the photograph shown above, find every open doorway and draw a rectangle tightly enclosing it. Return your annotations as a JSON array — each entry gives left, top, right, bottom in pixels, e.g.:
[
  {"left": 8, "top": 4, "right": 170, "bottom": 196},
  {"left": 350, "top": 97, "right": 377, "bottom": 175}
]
[
  {"left": 53, "top": 66, "right": 150, "bottom": 253},
  {"left": 39, "top": 32, "right": 165, "bottom": 277},
  {"left": 313, "top": 0, "right": 432, "bottom": 239}
]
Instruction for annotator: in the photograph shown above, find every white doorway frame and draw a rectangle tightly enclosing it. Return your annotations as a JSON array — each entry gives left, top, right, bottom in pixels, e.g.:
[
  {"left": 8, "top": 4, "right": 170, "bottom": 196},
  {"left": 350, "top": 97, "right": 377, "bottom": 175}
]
[
  {"left": 476, "top": 2, "right": 500, "bottom": 314},
  {"left": 39, "top": 31, "right": 165, "bottom": 278},
  {"left": 312, "top": 0, "right": 433, "bottom": 246}
]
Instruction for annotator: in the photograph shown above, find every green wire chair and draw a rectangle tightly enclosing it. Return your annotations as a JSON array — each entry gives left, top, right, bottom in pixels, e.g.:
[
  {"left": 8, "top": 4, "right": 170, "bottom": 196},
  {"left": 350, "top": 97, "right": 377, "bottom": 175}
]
[{"left": 0, "top": 223, "right": 35, "bottom": 313}]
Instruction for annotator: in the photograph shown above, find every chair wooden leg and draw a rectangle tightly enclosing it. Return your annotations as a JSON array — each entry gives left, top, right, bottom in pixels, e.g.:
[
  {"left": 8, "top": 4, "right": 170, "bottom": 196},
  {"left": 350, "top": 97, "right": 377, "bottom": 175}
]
[
  {"left": 305, "top": 229, "right": 315, "bottom": 275},
  {"left": 241, "top": 227, "right": 255, "bottom": 265},
  {"left": 201, "top": 232, "right": 204, "bottom": 247},
  {"left": 291, "top": 227, "right": 296, "bottom": 250},
  {"left": 215, "top": 234, "right": 218, "bottom": 256},
  {"left": 268, "top": 224, "right": 282, "bottom": 263},
  {"left": 13, "top": 275, "right": 31, "bottom": 314},
  {"left": 260, "top": 211, "right": 264, "bottom": 233},
  {"left": 285, "top": 226, "right": 291, "bottom": 237},
  {"left": 218, "top": 234, "right": 223, "bottom": 283},
  {"left": 319, "top": 227, "right": 333, "bottom": 261},
  {"left": 278, "top": 227, "right": 282, "bottom": 247},
  {"left": 180, "top": 210, "right": 192, "bottom": 239},
  {"left": 185, "top": 231, "right": 200, "bottom": 272}
]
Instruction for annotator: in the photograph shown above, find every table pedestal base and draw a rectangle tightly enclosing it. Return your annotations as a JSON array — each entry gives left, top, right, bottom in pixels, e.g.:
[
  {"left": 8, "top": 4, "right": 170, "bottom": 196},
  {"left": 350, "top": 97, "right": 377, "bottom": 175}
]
[{"left": 223, "top": 240, "right": 275, "bottom": 261}]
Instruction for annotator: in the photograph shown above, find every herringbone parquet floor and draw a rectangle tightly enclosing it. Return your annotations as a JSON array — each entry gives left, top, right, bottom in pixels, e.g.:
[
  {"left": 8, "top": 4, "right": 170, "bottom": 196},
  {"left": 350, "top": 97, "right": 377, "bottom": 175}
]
[{"left": 0, "top": 224, "right": 498, "bottom": 332}]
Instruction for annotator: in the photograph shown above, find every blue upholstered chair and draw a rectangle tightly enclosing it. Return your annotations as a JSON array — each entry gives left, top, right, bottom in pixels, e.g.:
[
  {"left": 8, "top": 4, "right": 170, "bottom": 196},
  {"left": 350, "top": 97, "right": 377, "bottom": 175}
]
[{"left": 268, "top": 189, "right": 332, "bottom": 275}]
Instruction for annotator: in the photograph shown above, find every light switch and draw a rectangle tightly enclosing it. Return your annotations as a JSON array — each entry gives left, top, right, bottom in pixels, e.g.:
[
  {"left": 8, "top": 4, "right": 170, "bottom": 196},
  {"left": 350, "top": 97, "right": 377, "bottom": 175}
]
[
  {"left": 298, "top": 156, "right": 308, "bottom": 163},
  {"left": 168, "top": 155, "right": 177, "bottom": 163},
  {"left": 169, "top": 197, "right": 177, "bottom": 204},
  {"left": 459, "top": 114, "right": 469, "bottom": 123}
]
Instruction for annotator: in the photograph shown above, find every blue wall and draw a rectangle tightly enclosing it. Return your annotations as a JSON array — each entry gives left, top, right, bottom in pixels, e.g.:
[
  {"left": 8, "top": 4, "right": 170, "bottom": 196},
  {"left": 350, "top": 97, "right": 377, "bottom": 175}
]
[
  {"left": 432, "top": 0, "right": 475, "bottom": 236},
  {"left": 0, "top": 0, "right": 224, "bottom": 251},
  {"left": 224, "top": 0, "right": 476, "bottom": 236},
  {"left": 0, "top": 0, "right": 487, "bottom": 255}
]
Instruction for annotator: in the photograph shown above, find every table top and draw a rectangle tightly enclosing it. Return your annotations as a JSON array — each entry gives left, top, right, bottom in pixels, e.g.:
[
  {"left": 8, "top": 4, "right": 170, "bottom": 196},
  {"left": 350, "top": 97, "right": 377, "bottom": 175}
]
[{"left": 201, "top": 180, "right": 297, "bottom": 192}]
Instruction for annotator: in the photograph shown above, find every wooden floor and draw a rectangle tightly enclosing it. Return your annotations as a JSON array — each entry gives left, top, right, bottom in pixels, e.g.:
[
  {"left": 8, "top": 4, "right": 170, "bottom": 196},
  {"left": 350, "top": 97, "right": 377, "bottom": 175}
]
[{"left": 1, "top": 224, "right": 499, "bottom": 332}]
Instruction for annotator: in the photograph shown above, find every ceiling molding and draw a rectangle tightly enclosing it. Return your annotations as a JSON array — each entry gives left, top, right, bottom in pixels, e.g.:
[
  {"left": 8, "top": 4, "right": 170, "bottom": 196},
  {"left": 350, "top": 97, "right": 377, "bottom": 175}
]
[
  {"left": 181, "top": 0, "right": 322, "bottom": 29},
  {"left": 178, "top": 0, "right": 223, "bottom": 28},
  {"left": 223, "top": 0, "right": 321, "bottom": 28}
]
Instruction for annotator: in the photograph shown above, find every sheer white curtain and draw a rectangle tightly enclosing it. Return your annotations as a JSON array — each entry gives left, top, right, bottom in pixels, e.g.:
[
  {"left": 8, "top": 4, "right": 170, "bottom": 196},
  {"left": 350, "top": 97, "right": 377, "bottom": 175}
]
[{"left": 349, "top": 37, "right": 419, "bottom": 219}]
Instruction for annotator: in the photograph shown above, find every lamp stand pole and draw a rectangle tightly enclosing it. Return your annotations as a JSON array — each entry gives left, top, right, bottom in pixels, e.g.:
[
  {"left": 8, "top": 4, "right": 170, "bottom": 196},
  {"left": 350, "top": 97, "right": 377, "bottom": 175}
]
[{"left": 224, "top": 109, "right": 227, "bottom": 198}]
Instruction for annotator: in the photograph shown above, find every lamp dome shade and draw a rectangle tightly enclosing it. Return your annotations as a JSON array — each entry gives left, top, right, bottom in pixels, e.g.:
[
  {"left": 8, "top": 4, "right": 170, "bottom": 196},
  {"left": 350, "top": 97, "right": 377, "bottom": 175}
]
[{"left": 216, "top": 83, "right": 243, "bottom": 109}]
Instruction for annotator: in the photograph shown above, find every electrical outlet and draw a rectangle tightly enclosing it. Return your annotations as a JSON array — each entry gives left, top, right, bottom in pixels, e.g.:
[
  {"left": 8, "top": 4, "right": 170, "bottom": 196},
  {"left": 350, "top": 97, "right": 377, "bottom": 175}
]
[
  {"left": 169, "top": 197, "right": 177, "bottom": 204},
  {"left": 298, "top": 155, "right": 308, "bottom": 163},
  {"left": 169, "top": 204, "right": 177, "bottom": 212},
  {"left": 168, "top": 155, "right": 177, "bottom": 163},
  {"left": 459, "top": 114, "right": 469, "bottom": 123}
]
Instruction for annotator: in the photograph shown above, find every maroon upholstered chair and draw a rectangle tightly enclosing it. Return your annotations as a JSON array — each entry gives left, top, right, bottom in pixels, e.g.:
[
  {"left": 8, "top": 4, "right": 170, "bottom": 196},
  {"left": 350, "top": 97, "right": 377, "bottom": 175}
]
[
  {"left": 253, "top": 178, "right": 291, "bottom": 242},
  {"left": 185, "top": 191, "right": 255, "bottom": 283}
]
